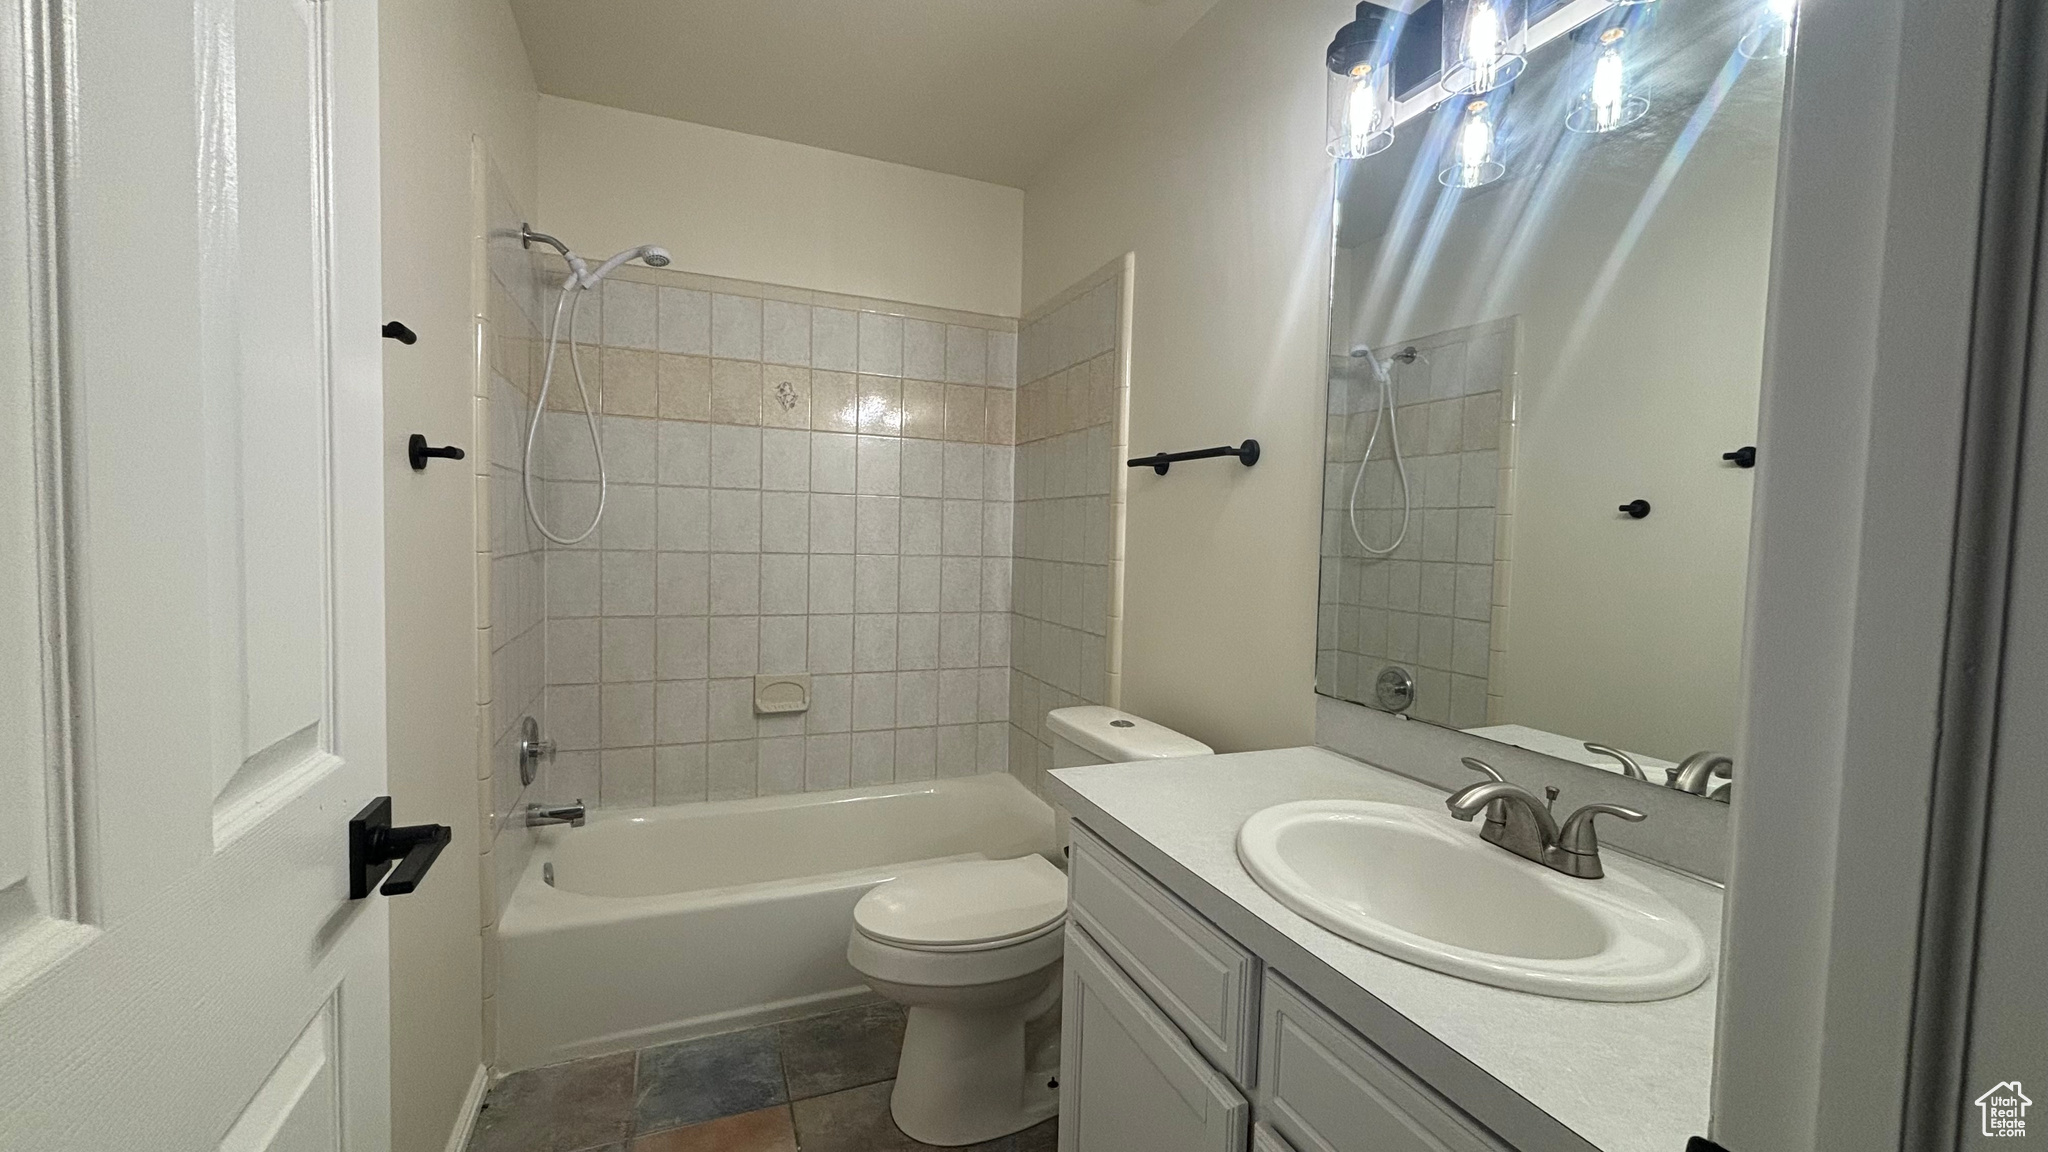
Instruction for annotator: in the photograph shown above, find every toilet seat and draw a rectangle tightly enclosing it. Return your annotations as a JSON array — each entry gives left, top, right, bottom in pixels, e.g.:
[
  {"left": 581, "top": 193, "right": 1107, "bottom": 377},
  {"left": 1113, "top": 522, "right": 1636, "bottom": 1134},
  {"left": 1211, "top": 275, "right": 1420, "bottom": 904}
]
[{"left": 853, "top": 857, "right": 1067, "bottom": 951}]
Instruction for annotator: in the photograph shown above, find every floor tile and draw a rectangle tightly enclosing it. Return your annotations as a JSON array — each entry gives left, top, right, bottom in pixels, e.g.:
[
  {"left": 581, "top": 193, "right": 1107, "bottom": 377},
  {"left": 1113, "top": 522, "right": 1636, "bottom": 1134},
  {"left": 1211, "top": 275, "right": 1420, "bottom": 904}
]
[
  {"left": 467, "top": 1052, "right": 636, "bottom": 1152},
  {"left": 776, "top": 1001, "right": 908, "bottom": 1100},
  {"left": 629, "top": 1105, "right": 797, "bottom": 1151},
  {"left": 636, "top": 1027, "right": 788, "bottom": 1133},
  {"left": 790, "top": 1081, "right": 1056, "bottom": 1152}
]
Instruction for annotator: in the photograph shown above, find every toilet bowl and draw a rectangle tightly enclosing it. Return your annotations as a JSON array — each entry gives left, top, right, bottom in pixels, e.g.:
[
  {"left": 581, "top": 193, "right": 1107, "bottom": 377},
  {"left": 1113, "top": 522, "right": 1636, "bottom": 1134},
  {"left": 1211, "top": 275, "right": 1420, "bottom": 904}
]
[
  {"left": 847, "top": 855, "right": 1068, "bottom": 1147},
  {"left": 850, "top": 707, "right": 1213, "bottom": 1145}
]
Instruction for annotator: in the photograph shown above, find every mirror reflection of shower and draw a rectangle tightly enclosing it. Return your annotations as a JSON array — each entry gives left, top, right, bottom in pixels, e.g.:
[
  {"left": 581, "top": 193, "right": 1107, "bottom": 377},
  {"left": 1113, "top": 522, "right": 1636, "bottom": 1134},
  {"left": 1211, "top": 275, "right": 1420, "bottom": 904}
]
[
  {"left": 1346, "top": 344, "right": 1420, "bottom": 557},
  {"left": 517, "top": 224, "right": 673, "bottom": 545}
]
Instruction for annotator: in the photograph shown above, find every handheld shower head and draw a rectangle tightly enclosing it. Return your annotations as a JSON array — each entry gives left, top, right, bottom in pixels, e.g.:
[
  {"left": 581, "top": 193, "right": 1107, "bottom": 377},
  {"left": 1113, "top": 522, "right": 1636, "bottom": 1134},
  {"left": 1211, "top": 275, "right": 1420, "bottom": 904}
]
[{"left": 577, "top": 244, "right": 674, "bottom": 288}]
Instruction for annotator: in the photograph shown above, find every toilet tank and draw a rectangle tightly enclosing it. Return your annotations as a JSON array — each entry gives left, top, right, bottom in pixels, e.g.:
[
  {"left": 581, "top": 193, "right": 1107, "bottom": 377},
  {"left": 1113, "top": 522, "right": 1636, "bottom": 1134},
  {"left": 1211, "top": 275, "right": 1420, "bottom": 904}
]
[{"left": 1046, "top": 706, "right": 1213, "bottom": 768}]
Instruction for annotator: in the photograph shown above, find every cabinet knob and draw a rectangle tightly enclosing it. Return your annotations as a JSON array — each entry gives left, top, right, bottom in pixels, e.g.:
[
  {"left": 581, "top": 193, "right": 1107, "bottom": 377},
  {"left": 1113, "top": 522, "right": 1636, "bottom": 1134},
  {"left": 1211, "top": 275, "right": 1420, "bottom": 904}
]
[{"left": 1619, "top": 499, "right": 1651, "bottom": 519}]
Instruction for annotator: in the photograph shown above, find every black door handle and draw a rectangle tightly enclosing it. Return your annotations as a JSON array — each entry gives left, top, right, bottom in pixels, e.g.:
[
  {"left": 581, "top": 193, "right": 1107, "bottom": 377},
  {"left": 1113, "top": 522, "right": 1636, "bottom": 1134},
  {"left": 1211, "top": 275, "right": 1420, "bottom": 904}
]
[
  {"left": 382, "top": 321, "right": 418, "bottom": 345},
  {"left": 1619, "top": 499, "right": 1652, "bottom": 519},
  {"left": 1722, "top": 446, "right": 1757, "bottom": 468},
  {"left": 408, "top": 434, "right": 466, "bottom": 471},
  {"left": 348, "top": 796, "right": 452, "bottom": 899}
]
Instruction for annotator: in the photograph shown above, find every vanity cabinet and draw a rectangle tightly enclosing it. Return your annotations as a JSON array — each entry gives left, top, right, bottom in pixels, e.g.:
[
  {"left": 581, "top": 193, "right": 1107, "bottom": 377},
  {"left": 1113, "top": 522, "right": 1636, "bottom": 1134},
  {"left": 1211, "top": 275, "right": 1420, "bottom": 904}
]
[
  {"left": 1060, "top": 926, "right": 1250, "bottom": 1152},
  {"left": 1062, "top": 822, "right": 1512, "bottom": 1152}
]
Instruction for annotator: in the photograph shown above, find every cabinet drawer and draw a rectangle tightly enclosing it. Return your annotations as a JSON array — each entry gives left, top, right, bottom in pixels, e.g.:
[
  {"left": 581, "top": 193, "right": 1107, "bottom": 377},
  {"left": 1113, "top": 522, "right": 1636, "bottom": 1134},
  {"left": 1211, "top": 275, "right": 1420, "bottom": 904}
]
[
  {"left": 1254, "top": 1123, "right": 1301, "bottom": 1152},
  {"left": 1061, "top": 926, "right": 1249, "bottom": 1152},
  {"left": 1068, "top": 823, "right": 1262, "bottom": 1086},
  {"left": 1258, "top": 975, "right": 1508, "bottom": 1152}
]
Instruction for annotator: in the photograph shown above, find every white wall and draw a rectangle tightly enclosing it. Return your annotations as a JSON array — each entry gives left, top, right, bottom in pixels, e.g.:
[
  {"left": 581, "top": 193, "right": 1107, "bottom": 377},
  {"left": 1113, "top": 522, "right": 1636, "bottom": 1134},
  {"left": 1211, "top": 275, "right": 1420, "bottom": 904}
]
[
  {"left": 1332, "top": 55, "right": 1786, "bottom": 760},
  {"left": 537, "top": 97, "right": 1025, "bottom": 318},
  {"left": 379, "top": 0, "right": 537, "bottom": 1147},
  {"left": 1021, "top": 0, "right": 1357, "bottom": 753}
]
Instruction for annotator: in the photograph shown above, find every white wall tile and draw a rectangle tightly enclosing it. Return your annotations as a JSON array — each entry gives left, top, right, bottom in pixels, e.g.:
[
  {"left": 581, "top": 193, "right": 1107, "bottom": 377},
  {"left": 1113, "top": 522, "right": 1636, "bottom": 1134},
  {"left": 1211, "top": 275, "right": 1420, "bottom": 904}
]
[
  {"left": 657, "top": 552, "right": 709, "bottom": 617},
  {"left": 658, "top": 421, "right": 710, "bottom": 486},
  {"left": 656, "top": 616, "right": 708, "bottom": 680},
  {"left": 904, "top": 319, "right": 946, "bottom": 380},
  {"left": 711, "top": 424, "right": 762, "bottom": 488},
  {"left": 856, "top": 436, "right": 901, "bottom": 496},
  {"left": 761, "top": 491, "right": 810, "bottom": 553},
  {"left": 762, "top": 300, "right": 812, "bottom": 367},
  {"left": 761, "top": 429, "right": 810, "bottom": 491},
  {"left": 709, "top": 552, "right": 761, "bottom": 615},
  {"left": 809, "top": 493, "right": 856, "bottom": 554},
  {"left": 811, "top": 432, "right": 857, "bottom": 494},
  {"left": 855, "top": 555, "right": 899, "bottom": 614},
  {"left": 712, "top": 294, "right": 763, "bottom": 360},
  {"left": 813, "top": 308, "right": 859, "bottom": 371},
  {"left": 858, "top": 312, "right": 903, "bottom": 376},
  {"left": 945, "top": 325, "right": 988, "bottom": 384},
  {"left": 602, "top": 281, "right": 657, "bottom": 350},
  {"left": 658, "top": 287, "right": 711, "bottom": 356},
  {"left": 901, "top": 439, "right": 944, "bottom": 498}
]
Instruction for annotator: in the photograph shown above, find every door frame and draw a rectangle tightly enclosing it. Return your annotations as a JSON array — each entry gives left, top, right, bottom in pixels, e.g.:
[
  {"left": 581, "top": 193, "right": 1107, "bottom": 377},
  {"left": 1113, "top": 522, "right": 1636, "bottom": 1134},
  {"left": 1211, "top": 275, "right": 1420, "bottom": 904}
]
[{"left": 1715, "top": 0, "right": 2044, "bottom": 1148}]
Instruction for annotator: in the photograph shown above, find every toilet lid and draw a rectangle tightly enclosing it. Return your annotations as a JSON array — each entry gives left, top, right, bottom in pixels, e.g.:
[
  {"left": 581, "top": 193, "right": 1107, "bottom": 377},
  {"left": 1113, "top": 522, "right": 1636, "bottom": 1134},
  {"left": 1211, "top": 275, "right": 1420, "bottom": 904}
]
[{"left": 854, "top": 857, "right": 1068, "bottom": 949}]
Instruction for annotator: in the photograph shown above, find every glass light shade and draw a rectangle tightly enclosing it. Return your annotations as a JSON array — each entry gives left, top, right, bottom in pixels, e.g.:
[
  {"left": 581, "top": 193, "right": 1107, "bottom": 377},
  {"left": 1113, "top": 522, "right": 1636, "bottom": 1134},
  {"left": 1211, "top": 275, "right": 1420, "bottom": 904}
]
[
  {"left": 1738, "top": 0, "right": 1795, "bottom": 59},
  {"left": 1329, "top": 62, "right": 1396, "bottom": 158},
  {"left": 1565, "top": 25, "right": 1651, "bottom": 133},
  {"left": 1441, "top": 0, "right": 1528, "bottom": 95},
  {"left": 1439, "top": 99, "right": 1507, "bottom": 188}
]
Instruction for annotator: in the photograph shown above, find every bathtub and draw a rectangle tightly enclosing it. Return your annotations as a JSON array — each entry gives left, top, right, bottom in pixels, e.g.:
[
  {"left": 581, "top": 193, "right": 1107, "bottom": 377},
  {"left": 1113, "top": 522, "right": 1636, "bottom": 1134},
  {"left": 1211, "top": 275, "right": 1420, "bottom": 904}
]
[{"left": 496, "top": 773, "right": 1057, "bottom": 1071}]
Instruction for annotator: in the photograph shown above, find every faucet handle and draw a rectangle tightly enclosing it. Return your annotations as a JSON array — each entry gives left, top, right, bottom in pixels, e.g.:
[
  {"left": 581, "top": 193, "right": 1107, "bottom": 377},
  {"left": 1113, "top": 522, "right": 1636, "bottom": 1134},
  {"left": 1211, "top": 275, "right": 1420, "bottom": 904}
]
[
  {"left": 1556, "top": 802, "right": 1647, "bottom": 862},
  {"left": 1460, "top": 756, "right": 1504, "bottom": 783},
  {"left": 1583, "top": 743, "right": 1647, "bottom": 781}
]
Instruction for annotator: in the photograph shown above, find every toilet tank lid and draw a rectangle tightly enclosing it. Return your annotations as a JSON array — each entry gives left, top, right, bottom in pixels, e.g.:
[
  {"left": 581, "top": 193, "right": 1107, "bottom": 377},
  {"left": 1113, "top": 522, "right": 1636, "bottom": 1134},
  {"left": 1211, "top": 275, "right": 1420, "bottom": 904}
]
[{"left": 1046, "top": 706, "right": 1213, "bottom": 763}]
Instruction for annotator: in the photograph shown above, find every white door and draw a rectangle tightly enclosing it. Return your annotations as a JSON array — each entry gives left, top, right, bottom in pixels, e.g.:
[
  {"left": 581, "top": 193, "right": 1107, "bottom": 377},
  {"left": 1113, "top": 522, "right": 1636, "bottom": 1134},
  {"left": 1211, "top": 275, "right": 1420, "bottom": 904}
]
[{"left": 0, "top": 0, "right": 390, "bottom": 1149}]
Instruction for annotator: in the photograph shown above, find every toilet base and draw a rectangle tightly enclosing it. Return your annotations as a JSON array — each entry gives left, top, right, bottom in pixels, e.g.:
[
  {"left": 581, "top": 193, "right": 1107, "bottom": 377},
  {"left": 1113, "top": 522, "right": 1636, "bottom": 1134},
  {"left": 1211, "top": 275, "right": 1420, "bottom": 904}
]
[{"left": 889, "top": 1000, "right": 1061, "bottom": 1147}]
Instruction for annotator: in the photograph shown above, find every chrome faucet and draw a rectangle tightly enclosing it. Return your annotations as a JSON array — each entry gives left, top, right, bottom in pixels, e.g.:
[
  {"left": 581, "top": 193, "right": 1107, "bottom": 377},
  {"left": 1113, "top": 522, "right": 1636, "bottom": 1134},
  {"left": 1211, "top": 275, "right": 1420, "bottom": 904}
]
[
  {"left": 1669, "top": 751, "right": 1733, "bottom": 800},
  {"left": 1445, "top": 762, "right": 1646, "bottom": 879},
  {"left": 524, "top": 800, "right": 586, "bottom": 828}
]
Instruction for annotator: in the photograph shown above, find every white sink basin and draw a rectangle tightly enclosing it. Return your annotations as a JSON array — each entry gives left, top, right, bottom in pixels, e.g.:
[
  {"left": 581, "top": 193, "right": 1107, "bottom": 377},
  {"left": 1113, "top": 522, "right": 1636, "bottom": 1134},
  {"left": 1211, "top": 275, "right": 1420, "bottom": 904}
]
[{"left": 1236, "top": 800, "right": 1709, "bottom": 1001}]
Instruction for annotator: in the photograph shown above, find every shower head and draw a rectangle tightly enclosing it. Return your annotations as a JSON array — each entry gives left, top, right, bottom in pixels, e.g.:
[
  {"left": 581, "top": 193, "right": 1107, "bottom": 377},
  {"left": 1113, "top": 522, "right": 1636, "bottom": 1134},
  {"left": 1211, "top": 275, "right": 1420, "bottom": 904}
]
[{"left": 577, "top": 244, "right": 674, "bottom": 288}]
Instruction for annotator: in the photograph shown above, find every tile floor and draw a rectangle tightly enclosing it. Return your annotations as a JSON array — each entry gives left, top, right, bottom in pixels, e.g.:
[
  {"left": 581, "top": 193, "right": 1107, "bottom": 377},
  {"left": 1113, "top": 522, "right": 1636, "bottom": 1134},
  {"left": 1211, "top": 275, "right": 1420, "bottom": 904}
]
[{"left": 467, "top": 1002, "right": 1058, "bottom": 1152}]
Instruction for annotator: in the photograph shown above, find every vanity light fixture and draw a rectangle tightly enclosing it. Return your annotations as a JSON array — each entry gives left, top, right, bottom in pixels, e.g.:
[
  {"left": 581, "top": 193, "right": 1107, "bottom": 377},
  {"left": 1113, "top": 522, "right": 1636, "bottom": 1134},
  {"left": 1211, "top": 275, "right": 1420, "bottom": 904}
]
[
  {"left": 1738, "top": 0, "right": 1796, "bottom": 60},
  {"left": 1326, "top": 3, "right": 1399, "bottom": 159},
  {"left": 1565, "top": 18, "right": 1651, "bottom": 134},
  {"left": 1439, "top": 98, "right": 1507, "bottom": 188},
  {"left": 1442, "top": 0, "right": 1528, "bottom": 95}
]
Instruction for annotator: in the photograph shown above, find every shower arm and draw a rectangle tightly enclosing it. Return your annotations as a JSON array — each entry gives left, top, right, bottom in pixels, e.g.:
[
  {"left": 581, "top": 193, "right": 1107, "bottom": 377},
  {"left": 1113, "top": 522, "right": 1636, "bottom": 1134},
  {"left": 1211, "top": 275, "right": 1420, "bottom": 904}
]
[{"left": 519, "top": 223, "right": 572, "bottom": 260}]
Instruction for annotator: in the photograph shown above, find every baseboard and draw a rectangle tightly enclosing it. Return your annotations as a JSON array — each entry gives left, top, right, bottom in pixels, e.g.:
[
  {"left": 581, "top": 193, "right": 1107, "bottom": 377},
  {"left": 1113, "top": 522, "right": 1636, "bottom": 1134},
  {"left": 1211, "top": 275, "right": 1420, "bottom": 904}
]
[{"left": 441, "top": 1063, "right": 490, "bottom": 1152}]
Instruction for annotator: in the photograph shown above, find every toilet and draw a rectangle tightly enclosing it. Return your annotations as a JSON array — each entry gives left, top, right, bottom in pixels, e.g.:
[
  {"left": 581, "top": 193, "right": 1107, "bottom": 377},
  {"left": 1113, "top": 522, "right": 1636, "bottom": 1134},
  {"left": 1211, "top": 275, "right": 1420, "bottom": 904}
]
[{"left": 847, "top": 706, "right": 1214, "bottom": 1146}]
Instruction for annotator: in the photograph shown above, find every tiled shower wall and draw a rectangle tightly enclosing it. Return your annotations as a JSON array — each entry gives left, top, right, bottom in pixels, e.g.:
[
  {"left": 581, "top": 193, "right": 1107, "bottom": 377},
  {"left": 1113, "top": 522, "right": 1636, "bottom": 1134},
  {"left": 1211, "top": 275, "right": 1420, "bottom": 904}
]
[
  {"left": 1317, "top": 318, "right": 1516, "bottom": 729},
  {"left": 1006, "top": 264, "right": 1129, "bottom": 796},
  {"left": 481, "top": 165, "right": 548, "bottom": 917},
  {"left": 532, "top": 268, "right": 1020, "bottom": 807}
]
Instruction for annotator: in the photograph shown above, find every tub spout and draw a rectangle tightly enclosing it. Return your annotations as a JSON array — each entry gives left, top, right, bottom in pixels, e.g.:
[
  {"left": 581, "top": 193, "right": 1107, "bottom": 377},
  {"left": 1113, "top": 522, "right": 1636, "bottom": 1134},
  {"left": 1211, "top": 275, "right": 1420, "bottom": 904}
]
[{"left": 525, "top": 801, "right": 586, "bottom": 828}]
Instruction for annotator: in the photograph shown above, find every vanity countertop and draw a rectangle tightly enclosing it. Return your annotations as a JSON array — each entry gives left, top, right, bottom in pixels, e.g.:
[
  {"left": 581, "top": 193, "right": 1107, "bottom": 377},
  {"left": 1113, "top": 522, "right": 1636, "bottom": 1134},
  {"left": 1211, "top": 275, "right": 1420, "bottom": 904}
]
[{"left": 1047, "top": 745, "right": 1722, "bottom": 1152}]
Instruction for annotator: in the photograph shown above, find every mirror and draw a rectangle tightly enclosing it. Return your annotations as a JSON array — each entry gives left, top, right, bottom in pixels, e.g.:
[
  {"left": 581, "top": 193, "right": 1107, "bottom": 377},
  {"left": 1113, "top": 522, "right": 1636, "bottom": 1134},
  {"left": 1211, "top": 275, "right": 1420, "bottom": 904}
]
[{"left": 1316, "top": 0, "right": 1793, "bottom": 800}]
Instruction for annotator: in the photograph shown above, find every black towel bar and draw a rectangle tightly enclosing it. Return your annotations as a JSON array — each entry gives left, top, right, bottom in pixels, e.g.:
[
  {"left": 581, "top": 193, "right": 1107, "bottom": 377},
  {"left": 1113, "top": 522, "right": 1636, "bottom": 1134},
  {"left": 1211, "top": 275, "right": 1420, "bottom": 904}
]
[{"left": 1128, "top": 440, "right": 1261, "bottom": 476}]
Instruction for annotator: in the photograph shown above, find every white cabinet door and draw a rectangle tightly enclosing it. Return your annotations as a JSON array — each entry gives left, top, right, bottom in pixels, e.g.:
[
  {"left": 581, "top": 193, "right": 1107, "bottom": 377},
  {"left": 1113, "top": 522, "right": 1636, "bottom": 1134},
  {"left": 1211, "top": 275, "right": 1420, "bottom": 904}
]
[
  {"left": 0, "top": 0, "right": 389, "bottom": 1149},
  {"left": 1060, "top": 926, "right": 1250, "bottom": 1152},
  {"left": 1259, "top": 977, "right": 1508, "bottom": 1152}
]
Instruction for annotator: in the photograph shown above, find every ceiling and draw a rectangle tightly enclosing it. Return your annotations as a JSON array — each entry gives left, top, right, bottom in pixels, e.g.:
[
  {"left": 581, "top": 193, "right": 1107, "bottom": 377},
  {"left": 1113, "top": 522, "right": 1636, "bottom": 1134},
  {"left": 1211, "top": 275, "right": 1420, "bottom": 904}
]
[{"left": 508, "top": 0, "right": 1228, "bottom": 188}]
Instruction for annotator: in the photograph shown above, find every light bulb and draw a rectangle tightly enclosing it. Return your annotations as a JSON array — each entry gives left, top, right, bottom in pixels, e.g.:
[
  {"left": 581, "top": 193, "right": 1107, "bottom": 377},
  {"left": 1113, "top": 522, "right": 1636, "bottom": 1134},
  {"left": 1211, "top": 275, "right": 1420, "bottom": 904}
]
[
  {"left": 1466, "top": 4, "right": 1504, "bottom": 90},
  {"left": 1347, "top": 66, "right": 1381, "bottom": 153},
  {"left": 1439, "top": 99, "right": 1506, "bottom": 188},
  {"left": 1590, "top": 44, "right": 1626, "bottom": 131},
  {"left": 1740, "top": 0, "right": 1796, "bottom": 59},
  {"left": 1566, "top": 24, "right": 1649, "bottom": 134},
  {"left": 1459, "top": 107, "right": 1493, "bottom": 171}
]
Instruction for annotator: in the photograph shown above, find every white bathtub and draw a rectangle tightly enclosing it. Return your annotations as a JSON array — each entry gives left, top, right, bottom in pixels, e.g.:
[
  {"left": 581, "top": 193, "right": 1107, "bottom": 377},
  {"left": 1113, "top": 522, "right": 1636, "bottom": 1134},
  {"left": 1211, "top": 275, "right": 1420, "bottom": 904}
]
[{"left": 495, "top": 773, "right": 1058, "bottom": 1071}]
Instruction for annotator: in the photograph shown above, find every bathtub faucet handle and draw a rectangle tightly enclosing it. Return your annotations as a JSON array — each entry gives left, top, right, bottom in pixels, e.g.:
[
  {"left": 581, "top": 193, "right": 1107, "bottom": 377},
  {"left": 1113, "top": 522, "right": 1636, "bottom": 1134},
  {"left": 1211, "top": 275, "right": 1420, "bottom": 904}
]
[{"left": 525, "top": 800, "right": 586, "bottom": 829}]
